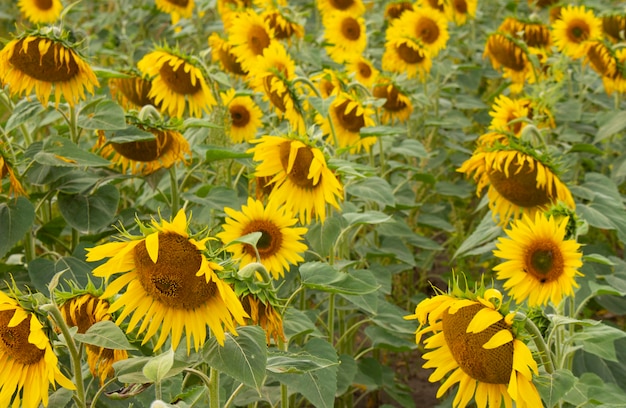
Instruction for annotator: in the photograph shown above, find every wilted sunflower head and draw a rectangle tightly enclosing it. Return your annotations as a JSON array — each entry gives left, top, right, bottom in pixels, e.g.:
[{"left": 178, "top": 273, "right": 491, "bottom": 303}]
[
  {"left": 551, "top": 5, "right": 603, "bottom": 59},
  {"left": 602, "top": 13, "right": 626, "bottom": 43},
  {"left": 208, "top": 33, "right": 247, "bottom": 76},
  {"left": 17, "top": 0, "right": 63, "bottom": 24},
  {"left": 0, "top": 152, "right": 28, "bottom": 198},
  {"left": 0, "top": 30, "right": 99, "bottom": 108}
]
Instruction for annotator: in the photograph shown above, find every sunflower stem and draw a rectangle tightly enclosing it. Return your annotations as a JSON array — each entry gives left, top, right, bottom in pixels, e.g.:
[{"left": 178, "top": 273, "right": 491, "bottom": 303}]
[
  {"left": 327, "top": 293, "right": 336, "bottom": 345},
  {"left": 278, "top": 336, "right": 289, "bottom": 408},
  {"left": 69, "top": 105, "right": 80, "bottom": 144},
  {"left": 517, "top": 312, "right": 554, "bottom": 374},
  {"left": 169, "top": 166, "right": 180, "bottom": 214},
  {"left": 209, "top": 366, "right": 220, "bottom": 408}
]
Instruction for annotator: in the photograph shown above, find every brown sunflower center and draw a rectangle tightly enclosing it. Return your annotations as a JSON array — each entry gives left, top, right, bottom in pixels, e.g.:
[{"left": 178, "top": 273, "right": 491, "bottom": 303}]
[
  {"left": 334, "top": 99, "right": 365, "bottom": 133},
  {"left": 442, "top": 304, "right": 514, "bottom": 384},
  {"left": 357, "top": 62, "right": 372, "bottom": 78},
  {"left": 248, "top": 25, "right": 272, "bottom": 56},
  {"left": 341, "top": 17, "right": 361, "bottom": 41},
  {"left": 526, "top": 243, "right": 564, "bottom": 283},
  {"left": 373, "top": 85, "right": 406, "bottom": 112},
  {"left": 218, "top": 46, "right": 247, "bottom": 75},
  {"left": 279, "top": 142, "right": 317, "bottom": 189},
  {"left": 0, "top": 311, "right": 46, "bottom": 366},
  {"left": 487, "top": 159, "right": 552, "bottom": 208},
  {"left": 263, "top": 75, "right": 287, "bottom": 112},
  {"left": 487, "top": 35, "right": 527, "bottom": 71},
  {"left": 266, "top": 13, "right": 292, "bottom": 39},
  {"left": 453, "top": 0, "right": 468, "bottom": 13},
  {"left": 427, "top": 0, "right": 445, "bottom": 12},
  {"left": 111, "top": 129, "right": 171, "bottom": 162},
  {"left": 241, "top": 220, "right": 283, "bottom": 258},
  {"left": 397, "top": 42, "right": 426, "bottom": 64},
  {"left": 159, "top": 60, "right": 202, "bottom": 95},
  {"left": 386, "top": 2, "right": 413, "bottom": 20},
  {"left": 165, "top": 0, "right": 189, "bottom": 6},
  {"left": 567, "top": 20, "right": 590, "bottom": 42},
  {"left": 9, "top": 37, "right": 79, "bottom": 82},
  {"left": 416, "top": 17, "right": 440, "bottom": 44},
  {"left": 35, "top": 0, "right": 54, "bottom": 10},
  {"left": 230, "top": 104, "right": 251, "bottom": 128},
  {"left": 330, "top": 0, "right": 355, "bottom": 11},
  {"left": 134, "top": 232, "right": 218, "bottom": 310}
]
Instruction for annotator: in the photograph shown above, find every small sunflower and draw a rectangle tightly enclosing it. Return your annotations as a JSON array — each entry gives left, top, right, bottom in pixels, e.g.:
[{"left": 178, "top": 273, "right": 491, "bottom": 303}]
[
  {"left": 94, "top": 114, "right": 190, "bottom": 175},
  {"left": 262, "top": 8, "right": 304, "bottom": 41},
  {"left": 382, "top": 37, "right": 432, "bottom": 81},
  {"left": 208, "top": 33, "right": 247, "bottom": 77},
  {"left": 317, "top": 0, "right": 365, "bottom": 20},
  {"left": 240, "top": 294, "right": 285, "bottom": 344},
  {"left": 346, "top": 55, "right": 379, "bottom": 88},
  {"left": 386, "top": 8, "right": 449, "bottom": 58},
  {"left": 457, "top": 146, "right": 575, "bottom": 225},
  {"left": 310, "top": 69, "right": 347, "bottom": 99},
  {"left": 0, "top": 150, "right": 27, "bottom": 197},
  {"left": 493, "top": 212, "right": 583, "bottom": 307},
  {"left": 59, "top": 293, "right": 129, "bottom": 385},
  {"left": 217, "top": 197, "right": 308, "bottom": 279},
  {"left": 108, "top": 72, "right": 159, "bottom": 110},
  {"left": 384, "top": 1, "right": 414, "bottom": 21},
  {"left": 0, "top": 32, "right": 99, "bottom": 107},
  {"left": 446, "top": 0, "right": 477, "bottom": 26},
  {"left": 551, "top": 5, "right": 603, "bottom": 60},
  {"left": 17, "top": 0, "right": 63, "bottom": 24},
  {"left": 484, "top": 33, "right": 533, "bottom": 93},
  {"left": 405, "top": 283, "right": 543, "bottom": 408},
  {"left": 248, "top": 136, "right": 344, "bottom": 224},
  {"left": 318, "top": 91, "right": 377, "bottom": 154},
  {"left": 605, "top": 48, "right": 626, "bottom": 95},
  {"left": 584, "top": 40, "right": 622, "bottom": 96},
  {"left": 527, "top": 0, "right": 559, "bottom": 8},
  {"left": 499, "top": 17, "right": 552, "bottom": 50},
  {"left": 227, "top": 9, "right": 275, "bottom": 71},
  {"left": 488, "top": 95, "right": 531, "bottom": 136},
  {"left": 602, "top": 13, "right": 626, "bottom": 43},
  {"left": 221, "top": 89, "right": 263, "bottom": 144},
  {"left": 137, "top": 48, "right": 216, "bottom": 118},
  {"left": 372, "top": 79, "right": 414, "bottom": 125},
  {"left": 418, "top": 0, "right": 446, "bottom": 13},
  {"left": 86, "top": 209, "right": 248, "bottom": 351},
  {"left": 155, "top": 0, "right": 194, "bottom": 25},
  {"left": 0, "top": 291, "right": 75, "bottom": 408},
  {"left": 323, "top": 11, "right": 367, "bottom": 64}
]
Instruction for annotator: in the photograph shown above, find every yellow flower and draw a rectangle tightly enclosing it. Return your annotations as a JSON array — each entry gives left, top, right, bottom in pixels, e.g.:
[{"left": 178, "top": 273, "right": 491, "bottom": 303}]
[
  {"left": 499, "top": 17, "right": 552, "bottom": 50},
  {"left": 85, "top": 209, "right": 248, "bottom": 351},
  {"left": 382, "top": 37, "right": 432, "bottom": 81},
  {"left": 0, "top": 150, "right": 27, "bottom": 198},
  {"left": 17, "top": 0, "right": 63, "bottom": 24},
  {"left": 0, "top": 33, "right": 99, "bottom": 107},
  {"left": 248, "top": 136, "right": 344, "bottom": 224},
  {"left": 345, "top": 55, "right": 379, "bottom": 88},
  {"left": 108, "top": 72, "right": 160, "bottom": 110},
  {"left": 484, "top": 33, "right": 533, "bottom": 93},
  {"left": 372, "top": 79, "right": 413, "bottom": 125},
  {"left": 310, "top": 69, "right": 347, "bottom": 99},
  {"left": 317, "top": 0, "right": 365, "bottom": 21},
  {"left": 386, "top": 8, "right": 449, "bottom": 58},
  {"left": 0, "top": 292, "right": 75, "bottom": 408},
  {"left": 446, "top": 0, "right": 477, "bottom": 26},
  {"left": 221, "top": 89, "right": 263, "bottom": 144},
  {"left": 405, "top": 286, "right": 543, "bottom": 408},
  {"left": 155, "top": 0, "right": 194, "bottom": 24},
  {"left": 494, "top": 212, "right": 583, "bottom": 307},
  {"left": 240, "top": 294, "right": 285, "bottom": 344},
  {"left": 384, "top": 1, "right": 414, "bottom": 21},
  {"left": 488, "top": 95, "right": 531, "bottom": 136},
  {"left": 551, "top": 5, "right": 602, "bottom": 59},
  {"left": 217, "top": 197, "right": 308, "bottom": 279},
  {"left": 208, "top": 33, "right": 247, "bottom": 77},
  {"left": 602, "top": 13, "right": 626, "bottom": 43},
  {"left": 137, "top": 48, "right": 216, "bottom": 118},
  {"left": 323, "top": 11, "right": 367, "bottom": 64},
  {"left": 262, "top": 8, "right": 304, "bottom": 41},
  {"left": 227, "top": 9, "right": 275, "bottom": 72}
]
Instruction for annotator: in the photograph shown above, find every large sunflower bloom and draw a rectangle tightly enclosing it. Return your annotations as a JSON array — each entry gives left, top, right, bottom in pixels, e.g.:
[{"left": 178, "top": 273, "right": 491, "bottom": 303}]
[
  {"left": 493, "top": 212, "right": 583, "bottom": 307},
  {"left": 17, "top": 0, "right": 63, "bottom": 24},
  {"left": 137, "top": 49, "right": 216, "bottom": 118},
  {"left": 372, "top": 79, "right": 414, "bottom": 125},
  {"left": 0, "top": 33, "right": 99, "bottom": 107},
  {"left": 0, "top": 151, "right": 27, "bottom": 197},
  {"left": 457, "top": 147, "right": 575, "bottom": 225},
  {"left": 208, "top": 33, "right": 247, "bottom": 77},
  {"left": 227, "top": 9, "right": 275, "bottom": 72},
  {"left": 0, "top": 292, "right": 75, "bottom": 408},
  {"left": 248, "top": 136, "right": 344, "bottom": 224},
  {"left": 382, "top": 37, "right": 432, "bottom": 81},
  {"left": 85, "top": 210, "right": 248, "bottom": 351},
  {"left": 551, "top": 5, "right": 602, "bottom": 60},
  {"left": 346, "top": 55, "right": 379, "bottom": 88},
  {"left": 405, "top": 286, "right": 543, "bottom": 408},
  {"left": 217, "top": 197, "right": 308, "bottom": 279},
  {"left": 386, "top": 8, "right": 449, "bottom": 58},
  {"left": 221, "top": 89, "right": 263, "bottom": 144},
  {"left": 323, "top": 11, "right": 367, "bottom": 64},
  {"left": 59, "top": 294, "right": 129, "bottom": 385},
  {"left": 484, "top": 33, "right": 534, "bottom": 93}
]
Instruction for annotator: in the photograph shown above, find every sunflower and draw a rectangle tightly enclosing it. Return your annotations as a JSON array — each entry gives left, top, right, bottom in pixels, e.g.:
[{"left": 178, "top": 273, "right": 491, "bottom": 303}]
[
  {"left": 0, "top": 292, "right": 75, "bottom": 408},
  {"left": 551, "top": 5, "right": 603, "bottom": 60},
  {"left": 527, "top": 0, "right": 559, "bottom": 8},
  {"left": 345, "top": 55, "right": 379, "bottom": 88},
  {"left": 605, "top": 49, "right": 626, "bottom": 95},
  {"left": 94, "top": 114, "right": 190, "bottom": 175},
  {"left": 108, "top": 72, "right": 159, "bottom": 110},
  {"left": 227, "top": 9, "right": 275, "bottom": 71},
  {"left": 137, "top": 48, "right": 216, "bottom": 118},
  {"left": 457, "top": 146, "right": 575, "bottom": 225},
  {"left": 384, "top": 1, "right": 414, "bottom": 21},
  {"left": 221, "top": 89, "right": 263, "bottom": 144},
  {"left": 484, "top": 33, "right": 533, "bottom": 93},
  {"left": 310, "top": 69, "right": 347, "bottom": 99},
  {"left": 372, "top": 79, "right": 413, "bottom": 125},
  {"left": 0, "top": 32, "right": 99, "bottom": 107},
  {"left": 217, "top": 197, "right": 308, "bottom": 279},
  {"left": 248, "top": 136, "right": 344, "bottom": 224},
  {"left": 154, "top": 0, "right": 194, "bottom": 25},
  {"left": 386, "top": 8, "right": 449, "bottom": 58},
  {"left": 446, "top": 0, "right": 477, "bottom": 26},
  {"left": 323, "top": 11, "right": 367, "bottom": 64},
  {"left": 602, "top": 13, "right": 626, "bottom": 43},
  {"left": 240, "top": 294, "right": 285, "bottom": 344},
  {"left": 262, "top": 8, "right": 304, "bottom": 41},
  {"left": 418, "top": 0, "right": 445, "bottom": 14},
  {"left": 0, "top": 150, "right": 27, "bottom": 197},
  {"left": 488, "top": 95, "right": 531, "bottom": 136},
  {"left": 499, "top": 17, "right": 552, "bottom": 50},
  {"left": 208, "top": 33, "right": 247, "bottom": 77},
  {"left": 493, "top": 212, "right": 583, "bottom": 307},
  {"left": 318, "top": 91, "right": 377, "bottom": 154},
  {"left": 382, "top": 37, "right": 432, "bottom": 81},
  {"left": 317, "top": 0, "right": 365, "bottom": 21},
  {"left": 584, "top": 40, "right": 619, "bottom": 89},
  {"left": 17, "top": 0, "right": 63, "bottom": 24},
  {"left": 86, "top": 209, "right": 248, "bottom": 351},
  {"left": 59, "top": 294, "right": 129, "bottom": 385},
  {"left": 405, "top": 284, "right": 543, "bottom": 408}
]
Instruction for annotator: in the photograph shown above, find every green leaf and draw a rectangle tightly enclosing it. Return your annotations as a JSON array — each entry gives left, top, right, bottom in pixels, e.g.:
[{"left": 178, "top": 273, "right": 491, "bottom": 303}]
[
  {"left": 74, "top": 320, "right": 135, "bottom": 350},
  {"left": 571, "top": 323, "right": 626, "bottom": 362},
  {"left": 389, "top": 139, "right": 429, "bottom": 159},
  {"left": 282, "top": 307, "right": 323, "bottom": 341},
  {"left": 103, "top": 125, "right": 156, "bottom": 143},
  {"left": 535, "top": 369, "right": 577, "bottom": 407},
  {"left": 305, "top": 215, "right": 344, "bottom": 256},
  {"left": 0, "top": 197, "right": 35, "bottom": 259},
  {"left": 205, "top": 145, "right": 253, "bottom": 162},
  {"left": 336, "top": 354, "right": 357, "bottom": 396},
  {"left": 34, "top": 136, "right": 111, "bottom": 167},
  {"left": 359, "top": 125, "right": 406, "bottom": 137},
  {"left": 57, "top": 184, "right": 119, "bottom": 233},
  {"left": 346, "top": 176, "right": 395, "bottom": 207},
  {"left": 5, "top": 99, "right": 46, "bottom": 132},
  {"left": 203, "top": 326, "right": 267, "bottom": 392},
  {"left": 595, "top": 110, "right": 626, "bottom": 143},
  {"left": 453, "top": 212, "right": 502, "bottom": 259},
  {"left": 143, "top": 348, "right": 175, "bottom": 383},
  {"left": 299, "top": 262, "right": 379, "bottom": 295},
  {"left": 77, "top": 98, "right": 127, "bottom": 130},
  {"left": 342, "top": 211, "right": 392, "bottom": 226},
  {"left": 568, "top": 143, "right": 605, "bottom": 155},
  {"left": 364, "top": 325, "right": 417, "bottom": 352}
]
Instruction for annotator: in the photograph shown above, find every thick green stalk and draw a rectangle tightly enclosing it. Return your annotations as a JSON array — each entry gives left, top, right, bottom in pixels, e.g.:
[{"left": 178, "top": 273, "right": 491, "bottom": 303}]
[
  {"left": 209, "top": 366, "right": 220, "bottom": 408},
  {"left": 518, "top": 312, "right": 554, "bottom": 374}
]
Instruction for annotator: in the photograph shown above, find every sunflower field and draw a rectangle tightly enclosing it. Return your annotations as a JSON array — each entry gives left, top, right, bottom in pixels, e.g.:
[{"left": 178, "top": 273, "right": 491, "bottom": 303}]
[{"left": 1, "top": 0, "right": 626, "bottom": 407}]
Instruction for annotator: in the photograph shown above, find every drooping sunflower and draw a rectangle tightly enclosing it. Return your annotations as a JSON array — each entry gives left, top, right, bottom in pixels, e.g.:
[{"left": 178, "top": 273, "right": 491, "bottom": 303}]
[
  {"left": 59, "top": 293, "right": 129, "bottom": 385},
  {"left": 240, "top": 294, "right": 285, "bottom": 344},
  {"left": 323, "top": 11, "right": 367, "bottom": 64},
  {"left": 248, "top": 136, "right": 344, "bottom": 224},
  {"left": 345, "top": 55, "right": 379, "bottom": 88},
  {"left": 386, "top": 8, "right": 449, "bottom": 58},
  {"left": 317, "top": 0, "right": 365, "bottom": 20},
  {"left": 488, "top": 94, "right": 531, "bottom": 136},
  {"left": 0, "top": 291, "right": 75, "bottom": 408},
  {"left": 317, "top": 91, "right": 377, "bottom": 154},
  {"left": 94, "top": 114, "right": 190, "bottom": 175},
  {"left": 384, "top": 1, "right": 414, "bottom": 22},
  {"left": 499, "top": 17, "right": 552, "bottom": 50},
  {"left": 602, "top": 13, "right": 626, "bottom": 43},
  {"left": 484, "top": 33, "right": 533, "bottom": 93},
  {"left": 108, "top": 72, "right": 159, "bottom": 110},
  {"left": 310, "top": 68, "right": 347, "bottom": 99},
  {"left": 137, "top": 47, "right": 216, "bottom": 118},
  {"left": 217, "top": 197, "right": 308, "bottom": 279},
  {"left": 372, "top": 79, "right": 414, "bottom": 125},
  {"left": 405, "top": 283, "right": 543, "bottom": 408},
  {"left": 446, "top": 0, "right": 477, "bottom": 26},
  {"left": 382, "top": 37, "right": 432, "bottom": 81},
  {"left": 17, "top": 0, "right": 63, "bottom": 24},
  {"left": 493, "top": 212, "right": 583, "bottom": 307},
  {"left": 551, "top": 5, "right": 603, "bottom": 60},
  {"left": 216, "top": 0, "right": 253, "bottom": 30},
  {"left": 154, "top": 0, "right": 194, "bottom": 25},
  {"left": 0, "top": 32, "right": 99, "bottom": 107},
  {"left": 457, "top": 146, "right": 575, "bottom": 225},
  {"left": 227, "top": 9, "right": 275, "bottom": 72},
  {"left": 208, "top": 33, "right": 247, "bottom": 77},
  {"left": 605, "top": 48, "right": 626, "bottom": 95},
  {"left": 262, "top": 7, "right": 304, "bottom": 41},
  {"left": 221, "top": 88, "right": 263, "bottom": 144},
  {"left": 0, "top": 150, "right": 27, "bottom": 197},
  {"left": 86, "top": 209, "right": 248, "bottom": 351}
]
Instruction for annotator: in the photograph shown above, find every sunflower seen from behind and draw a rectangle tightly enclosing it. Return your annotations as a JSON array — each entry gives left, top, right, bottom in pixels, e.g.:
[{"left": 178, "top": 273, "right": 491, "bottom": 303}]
[
  {"left": 551, "top": 5, "right": 602, "bottom": 60},
  {"left": 0, "top": 291, "right": 75, "bottom": 408},
  {"left": 17, "top": 0, "right": 63, "bottom": 24},
  {"left": 86, "top": 209, "right": 248, "bottom": 351},
  {"left": 221, "top": 89, "right": 263, "bottom": 144}
]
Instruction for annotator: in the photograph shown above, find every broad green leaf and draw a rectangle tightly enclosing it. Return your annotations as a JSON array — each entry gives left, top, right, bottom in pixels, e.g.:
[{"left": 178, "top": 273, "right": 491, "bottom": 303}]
[
  {"left": 595, "top": 110, "right": 626, "bottom": 143},
  {"left": 203, "top": 326, "right": 267, "bottom": 392},
  {"left": 568, "top": 143, "right": 604, "bottom": 155},
  {"left": 583, "top": 253, "right": 616, "bottom": 265},
  {"left": 0, "top": 197, "right": 35, "bottom": 259},
  {"left": 28, "top": 256, "right": 92, "bottom": 296},
  {"left": 103, "top": 125, "right": 155, "bottom": 143},
  {"left": 359, "top": 125, "right": 406, "bottom": 137},
  {"left": 5, "top": 99, "right": 45, "bottom": 132},
  {"left": 205, "top": 145, "right": 253, "bottom": 162},
  {"left": 346, "top": 177, "right": 395, "bottom": 208},
  {"left": 305, "top": 215, "right": 344, "bottom": 256},
  {"left": 535, "top": 369, "right": 577, "bottom": 407},
  {"left": 453, "top": 211, "right": 502, "bottom": 259},
  {"left": 571, "top": 323, "right": 626, "bottom": 362},
  {"left": 57, "top": 184, "right": 120, "bottom": 233},
  {"left": 336, "top": 354, "right": 357, "bottom": 396},
  {"left": 77, "top": 98, "right": 127, "bottom": 130},
  {"left": 389, "top": 139, "right": 429, "bottom": 159},
  {"left": 74, "top": 320, "right": 135, "bottom": 350},
  {"left": 299, "top": 262, "right": 379, "bottom": 295},
  {"left": 114, "top": 355, "right": 188, "bottom": 384},
  {"left": 34, "top": 136, "right": 111, "bottom": 167},
  {"left": 342, "top": 211, "right": 392, "bottom": 226},
  {"left": 564, "top": 372, "right": 626, "bottom": 406},
  {"left": 282, "top": 307, "right": 324, "bottom": 341},
  {"left": 364, "top": 326, "right": 417, "bottom": 352},
  {"left": 143, "top": 348, "right": 175, "bottom": 383}
]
